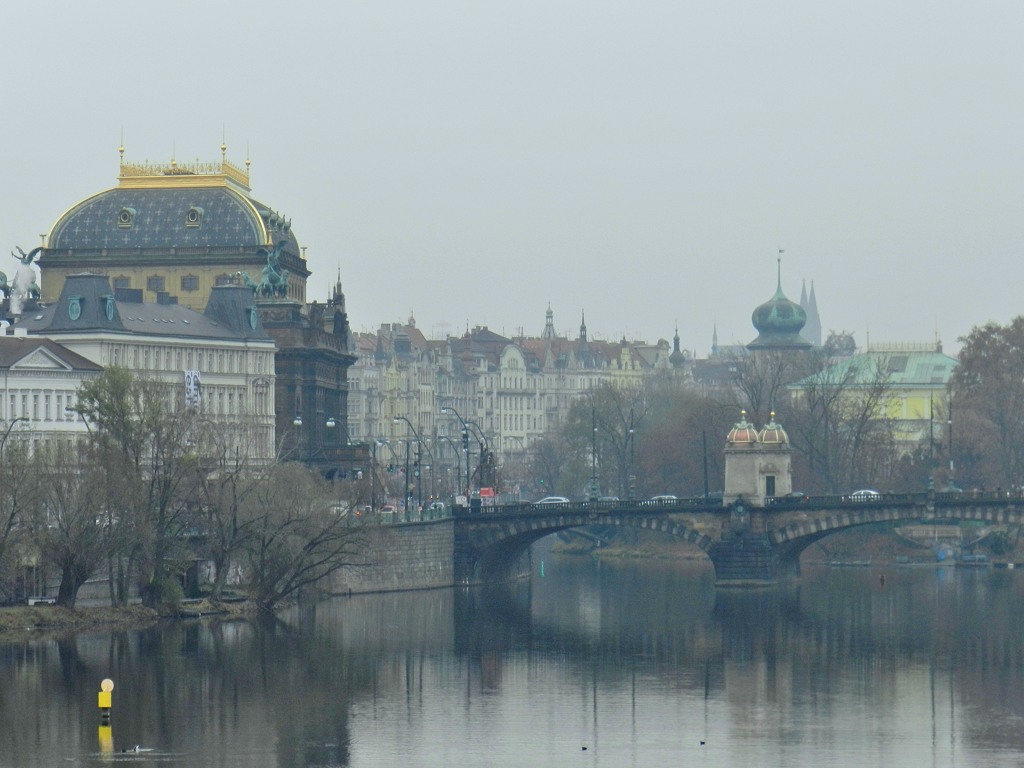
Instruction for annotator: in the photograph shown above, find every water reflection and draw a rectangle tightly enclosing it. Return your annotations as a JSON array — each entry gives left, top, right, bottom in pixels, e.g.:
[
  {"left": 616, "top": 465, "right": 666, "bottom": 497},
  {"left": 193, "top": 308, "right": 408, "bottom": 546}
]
[{"left": 2, "top": 560, "right": 1024, "bottom": 766}]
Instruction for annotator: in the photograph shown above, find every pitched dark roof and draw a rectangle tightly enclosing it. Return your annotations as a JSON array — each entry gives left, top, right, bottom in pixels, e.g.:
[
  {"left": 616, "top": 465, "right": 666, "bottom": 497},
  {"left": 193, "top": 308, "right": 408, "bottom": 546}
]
[
  {"left": 0, "top": 336, "right": 102, "bottom": 372},
  {"left": 17, "top": 273, "right": 272, "bottom": 342}
]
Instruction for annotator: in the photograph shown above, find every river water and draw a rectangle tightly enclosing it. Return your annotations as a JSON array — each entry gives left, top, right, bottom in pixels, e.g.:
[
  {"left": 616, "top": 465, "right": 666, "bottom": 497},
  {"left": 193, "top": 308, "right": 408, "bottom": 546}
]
[{"left": 2, "top": 550, "right": 1024, "bottom": 768}]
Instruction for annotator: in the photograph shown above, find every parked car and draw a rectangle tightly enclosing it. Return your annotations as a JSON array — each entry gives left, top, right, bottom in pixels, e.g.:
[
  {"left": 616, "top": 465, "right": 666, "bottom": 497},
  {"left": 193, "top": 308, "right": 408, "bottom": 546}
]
[
  {"left": 641, "top": 494, "right": 679, "bottom": 505},
  {"left": 768, "top": 492, "right": 810, "bottom": 506},
  {"left": 535, "top": 496, "right": 571, "bottom": 504},
  {"left": 850, "top": 489, "right": 880, "bottom": 501}
]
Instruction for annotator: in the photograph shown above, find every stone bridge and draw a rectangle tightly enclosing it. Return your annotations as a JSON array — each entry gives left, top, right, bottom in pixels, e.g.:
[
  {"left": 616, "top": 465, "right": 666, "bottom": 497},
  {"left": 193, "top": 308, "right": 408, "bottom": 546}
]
[{"left": 453, "top": 491, "right": 1024, "bottom": 585}]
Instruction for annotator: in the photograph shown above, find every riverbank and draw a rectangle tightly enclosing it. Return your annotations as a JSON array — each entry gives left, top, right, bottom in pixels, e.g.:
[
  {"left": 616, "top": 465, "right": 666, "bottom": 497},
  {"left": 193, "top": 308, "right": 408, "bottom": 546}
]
[
  {"left": 0, "top": 604, "right": 160, "bottom": 635},
  {"left": 0, "top": 598, "right": 256, "bottom": 638}
]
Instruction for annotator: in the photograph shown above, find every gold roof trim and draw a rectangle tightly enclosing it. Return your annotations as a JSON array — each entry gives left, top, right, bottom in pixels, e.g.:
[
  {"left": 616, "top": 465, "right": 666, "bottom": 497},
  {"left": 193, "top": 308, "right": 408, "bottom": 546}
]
[{"left": 118, "top": 158, "right": 251, "bottom": 191}]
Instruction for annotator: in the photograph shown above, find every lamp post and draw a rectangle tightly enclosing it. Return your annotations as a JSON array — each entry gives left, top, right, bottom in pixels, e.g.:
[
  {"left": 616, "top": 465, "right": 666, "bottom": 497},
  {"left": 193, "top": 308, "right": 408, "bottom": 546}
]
[
  {"left": 507, "top": 435, "right": 526, "bottom": 500},
  {"left": 370, "top": 440, "right": 380, "bottom": 514},
  {"left": 1, "top": 417, "right": 29, "bottom": 455},
  {"left": 65, "top": 406, "right": 92, "bottom": 434},
  {"left": 292, "top": 413, "right": 337, "bottom": 469},
  {"left": 441, "top": 406, "right": 475, "bottom": 497},
  {"left": 590, "top": 405, "right": 598, "bottom": 501},
  {"left": 947, "top": 393, "right": 955, "bottom": 489},
  {"left": 378, "top": 439, "right": 404, "bottom": 511},
  {"left": 436, "top": 435, "right": 463, "bottom": 498},
  {"left": 627, "top": 408, "right": 636, "bottom": 500},
  {"left": 465, "top": 419, "right": 489, "bottom": 490},
  {"left": 417, "top": 438, "right": 436, "bottom": 504},
  {"left": 394, "top": 416, "right": 423, "bottom": 520}
]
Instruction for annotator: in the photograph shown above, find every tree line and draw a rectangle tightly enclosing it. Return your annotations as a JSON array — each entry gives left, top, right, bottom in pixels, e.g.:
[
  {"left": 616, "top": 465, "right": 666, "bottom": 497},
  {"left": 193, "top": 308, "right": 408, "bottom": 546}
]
[
  {"left": 0, "top": 367, "right": 364, "bottom": 612},
  {"left": 519, "top": 322, "right": 1023, "bottom": 501}
]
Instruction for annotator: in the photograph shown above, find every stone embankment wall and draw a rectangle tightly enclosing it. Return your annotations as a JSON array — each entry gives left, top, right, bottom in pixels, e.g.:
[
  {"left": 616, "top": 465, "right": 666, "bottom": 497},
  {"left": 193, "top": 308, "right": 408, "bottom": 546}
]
[{"left": 333, "top": 519, "right": 455, "bottom": 594}]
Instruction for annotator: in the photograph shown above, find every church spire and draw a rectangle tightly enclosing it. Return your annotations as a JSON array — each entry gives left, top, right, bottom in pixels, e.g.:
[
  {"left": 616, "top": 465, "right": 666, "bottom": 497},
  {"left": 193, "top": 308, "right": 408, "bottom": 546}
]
[
  {"left": 800, "top": 279, "right": 822, "bottom": 346},
  {"left": 541, "top": 304, "right": 555, "bottom": 340}
]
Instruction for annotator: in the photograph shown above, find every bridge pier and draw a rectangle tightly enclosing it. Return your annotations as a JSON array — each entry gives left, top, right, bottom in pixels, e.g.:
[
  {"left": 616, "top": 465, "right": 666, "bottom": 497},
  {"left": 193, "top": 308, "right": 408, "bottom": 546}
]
[
  {"left": 707, "top": 503, "right": 800, "bottom": 585},
  {"left": 707, "top": 533, "right": 798, "bottom": 584}
]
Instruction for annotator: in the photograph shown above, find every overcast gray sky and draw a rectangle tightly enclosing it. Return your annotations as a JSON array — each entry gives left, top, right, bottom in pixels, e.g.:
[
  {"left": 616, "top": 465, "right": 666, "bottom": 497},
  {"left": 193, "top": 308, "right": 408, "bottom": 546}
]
[{"left": 4, "top": 1, "right": 1022, "bottom": 354}]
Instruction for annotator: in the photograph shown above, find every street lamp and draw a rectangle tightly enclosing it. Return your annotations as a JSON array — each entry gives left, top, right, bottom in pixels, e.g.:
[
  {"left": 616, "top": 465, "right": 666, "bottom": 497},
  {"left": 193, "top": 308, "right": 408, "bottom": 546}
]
[
  {"left": 628, "top": 407, "right": 636, "bottom": 499},
  {"left": 441, "top": 406, "right": 475, "bottom": 496},
  {"left": 436, "top": 434, "right": 464, "bottom": 497},
  {"left": 65, "top": 406, "right": 92, "bottom": 433},
  {"left": 464, "top": 419, "right": 490, "bottom": 490},
  {"left": 369, "top": 440, "right": 380, "bottom": 514},
  {"left": 590, "top": 405, "right": 598, "bottom": 501},
  {"left": 0, "top": 417, "right": 29, "bottom": 456},
  {"left": 394, "top": 416, "right": 423, "bottom": 519}
]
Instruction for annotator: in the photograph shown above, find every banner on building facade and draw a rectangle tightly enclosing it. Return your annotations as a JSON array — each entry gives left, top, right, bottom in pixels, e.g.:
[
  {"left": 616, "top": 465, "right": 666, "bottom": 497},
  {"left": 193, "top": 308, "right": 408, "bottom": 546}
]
[{"left": 184, "top": 370, "right": 201, "bottom": 409}]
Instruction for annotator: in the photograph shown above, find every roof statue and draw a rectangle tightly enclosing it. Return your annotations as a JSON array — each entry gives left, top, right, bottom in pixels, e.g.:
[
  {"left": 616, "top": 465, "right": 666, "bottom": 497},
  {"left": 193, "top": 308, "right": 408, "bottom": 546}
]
[
  {"left": 9, "top": 246, "right": 41, "bottom": 316},
  {"left": 239, "top": 240, "right": 290, "bottom": 298}
]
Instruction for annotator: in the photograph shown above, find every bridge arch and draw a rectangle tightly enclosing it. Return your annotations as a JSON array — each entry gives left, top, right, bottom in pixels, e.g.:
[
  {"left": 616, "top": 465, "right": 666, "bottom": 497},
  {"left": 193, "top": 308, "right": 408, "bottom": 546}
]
[
  {"left": 459, "top": 510, "right": 715, "bottom": 584},
  {"left": 454, "top": 494, "right": 1024, "bottom": 585},
  {"left": 768, "top": 501, "right": 1024, "bottom": 565}
]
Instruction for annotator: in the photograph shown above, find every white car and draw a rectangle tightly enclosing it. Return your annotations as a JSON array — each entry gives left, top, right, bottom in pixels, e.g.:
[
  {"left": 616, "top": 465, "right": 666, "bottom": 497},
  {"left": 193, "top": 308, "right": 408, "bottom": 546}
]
[
  {"left": 535, "top": 496, "right": 570, "bottom": 505},
  {"left": 850, "top": 489, "right": 880, "bottom": 501},
  {"left": 641, "top": 494, "right": 679, "bottom": 505}
]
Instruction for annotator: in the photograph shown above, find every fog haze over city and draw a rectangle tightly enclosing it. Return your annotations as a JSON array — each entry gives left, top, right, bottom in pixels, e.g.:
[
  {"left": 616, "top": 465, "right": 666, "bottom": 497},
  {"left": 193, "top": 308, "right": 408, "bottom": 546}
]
[{"left": 4, "top": 1, "right": 1022, "bottom": 354}]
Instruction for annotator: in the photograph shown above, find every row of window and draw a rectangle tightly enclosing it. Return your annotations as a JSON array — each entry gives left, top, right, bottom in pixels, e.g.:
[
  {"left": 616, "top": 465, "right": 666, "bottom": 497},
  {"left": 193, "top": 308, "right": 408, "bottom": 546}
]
[
  {"left": 114, "top": 275, "right": 201, "bottom": 293},
  {"left": 503, "top": 414, "right": 539, "bottom": 432},
  {"left": 6, "top": 391, "right": 80, "bottom": 424},
  {"left": 108, "top": 343, "right": 273, "bottom": 375},
  {"left": 203, "top": 387, "right": 273, "bottom": 417},
  {"left": 117, "top": 206, "right": 204, "bottom": 230}
]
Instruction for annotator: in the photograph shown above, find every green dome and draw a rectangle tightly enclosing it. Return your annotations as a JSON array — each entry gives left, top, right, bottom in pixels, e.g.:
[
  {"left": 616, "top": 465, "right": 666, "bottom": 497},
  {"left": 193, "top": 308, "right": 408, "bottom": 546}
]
[{"left": 748, "top": 263, "right": 812, "bottom": 350}]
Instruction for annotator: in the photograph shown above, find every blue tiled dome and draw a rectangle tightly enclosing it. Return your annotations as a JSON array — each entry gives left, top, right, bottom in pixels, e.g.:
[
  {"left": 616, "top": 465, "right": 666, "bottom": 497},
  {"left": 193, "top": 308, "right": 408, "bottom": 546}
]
[{"left": 50, "top": 187, "right": 276, "bottom": 250}]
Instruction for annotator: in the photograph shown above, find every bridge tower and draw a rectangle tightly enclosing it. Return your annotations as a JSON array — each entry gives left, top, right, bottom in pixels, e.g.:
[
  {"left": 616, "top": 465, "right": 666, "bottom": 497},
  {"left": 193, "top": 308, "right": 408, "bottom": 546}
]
[
  {"left": 714, "top": 411, "right": 797, "bottom": 582},
  {"left": 723, "top": 411, "right": 792, "bottom": 506}
]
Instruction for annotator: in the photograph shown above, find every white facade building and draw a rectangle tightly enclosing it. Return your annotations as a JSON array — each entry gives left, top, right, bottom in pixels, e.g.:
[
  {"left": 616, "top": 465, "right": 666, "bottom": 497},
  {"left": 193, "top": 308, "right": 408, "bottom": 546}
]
[{"left": 15, "top": 274, "right": 277, "bottom": 462}]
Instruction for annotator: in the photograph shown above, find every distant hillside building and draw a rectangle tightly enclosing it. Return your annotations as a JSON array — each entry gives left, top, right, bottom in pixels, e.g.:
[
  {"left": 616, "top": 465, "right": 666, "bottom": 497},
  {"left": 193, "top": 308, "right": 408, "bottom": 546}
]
[
  {"left": 788, "top": 341, "right": 957, "bottom": 448},
  {"left": 347, "top": 307, "right": 690, "bottom": 479}
]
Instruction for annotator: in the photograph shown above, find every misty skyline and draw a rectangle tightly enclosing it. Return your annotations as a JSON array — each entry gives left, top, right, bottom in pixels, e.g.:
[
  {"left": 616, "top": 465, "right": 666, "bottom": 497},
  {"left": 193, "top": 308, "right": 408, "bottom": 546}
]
[{"left": 5, "top": 1, "right": 1023, "bottom": 355}]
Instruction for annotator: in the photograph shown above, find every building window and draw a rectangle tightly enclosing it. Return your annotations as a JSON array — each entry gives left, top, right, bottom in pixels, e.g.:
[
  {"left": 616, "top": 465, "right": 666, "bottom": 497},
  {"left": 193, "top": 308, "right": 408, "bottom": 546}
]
[
  {"left": 215, "top": 273, "right": 234, "bottom": 287},
  {"left": 146, "top": 275, "right": 165, "bottom": 293},
  {"left": 114, "top": 276, "right": 132, "bottom": 290},
  {"left": 181, "top": 275, "right": 200, "bottom": 292},
  {"left": 117, "top": 207, "right": 136, "bottom": 229}
]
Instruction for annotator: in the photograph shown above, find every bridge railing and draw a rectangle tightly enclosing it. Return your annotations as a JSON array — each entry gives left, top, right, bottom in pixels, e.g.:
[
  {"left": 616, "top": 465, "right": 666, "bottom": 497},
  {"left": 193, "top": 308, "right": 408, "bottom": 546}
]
[{"left": 450, "top": 489, "right": 1024, "bottom": 518}]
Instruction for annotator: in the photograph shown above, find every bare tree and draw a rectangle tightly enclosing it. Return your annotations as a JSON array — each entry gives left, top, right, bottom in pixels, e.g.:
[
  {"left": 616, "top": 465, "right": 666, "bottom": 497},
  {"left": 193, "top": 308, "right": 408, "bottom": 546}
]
[
  {"left": 731, "top": 349, "right": 807, "bottom": 426},
  {"left": 241, "top": 463, "right": 366, "bottom": 613},
  {"left": 952, "top": 317, "right": 1024, "bottom": 488},
  {"left": 75, "top": 367, "right": 204, "bottom": 609},
  {"left": 787, "top": 352, "right": 895, "bottom": 493},
  {"left": 0, "top": 439, "right": 41, "bottom": 603},
  {"left": 31, "top": 443, "right": 109, "bottom": 607}
]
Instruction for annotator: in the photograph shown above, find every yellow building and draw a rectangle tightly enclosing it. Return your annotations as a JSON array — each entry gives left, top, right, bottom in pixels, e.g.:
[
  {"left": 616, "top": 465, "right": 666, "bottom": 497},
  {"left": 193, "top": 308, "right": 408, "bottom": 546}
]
[{"left": 790, "top": 341, "right": 957, "bottom": 446}]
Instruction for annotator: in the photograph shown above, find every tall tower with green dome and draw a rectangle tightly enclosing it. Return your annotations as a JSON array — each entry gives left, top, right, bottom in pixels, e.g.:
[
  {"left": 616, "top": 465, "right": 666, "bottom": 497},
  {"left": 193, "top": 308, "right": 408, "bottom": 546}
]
[{"left": 747, "top": 258, "right": 813, "bottom": 351}]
